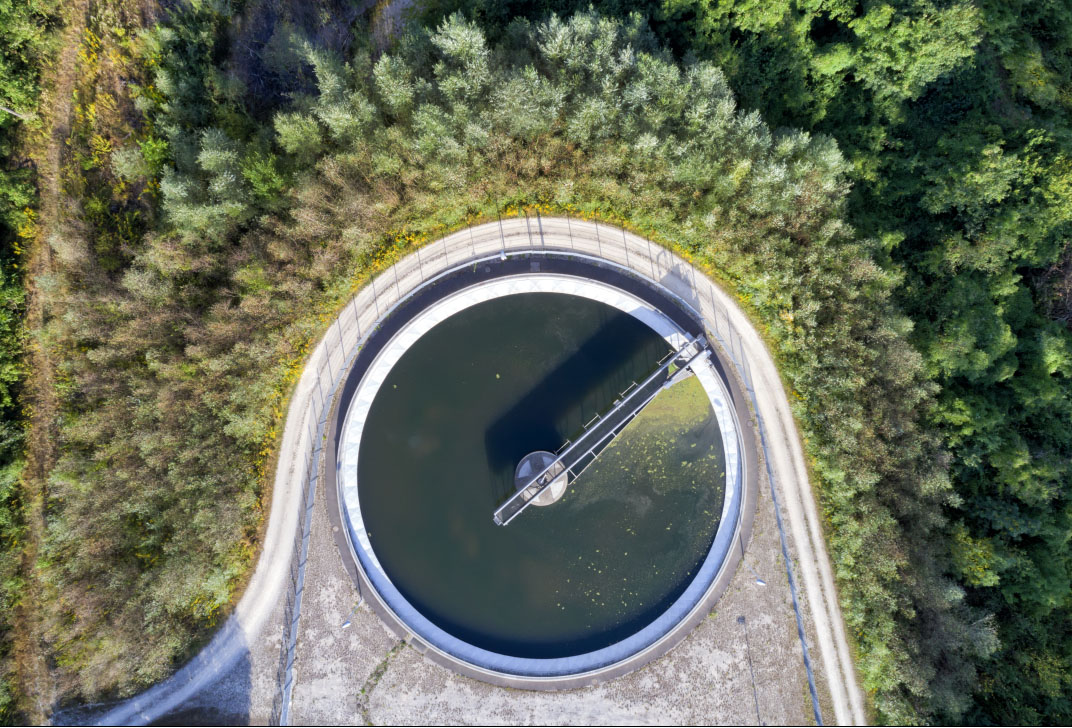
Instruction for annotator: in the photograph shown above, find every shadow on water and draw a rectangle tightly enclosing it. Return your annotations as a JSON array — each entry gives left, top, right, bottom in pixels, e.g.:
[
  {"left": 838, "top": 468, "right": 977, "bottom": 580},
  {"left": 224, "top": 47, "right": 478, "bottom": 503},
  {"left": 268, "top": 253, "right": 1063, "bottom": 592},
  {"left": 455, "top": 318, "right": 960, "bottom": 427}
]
[{"left": 483, "top": 309, "right": 670, "bottom": 504}]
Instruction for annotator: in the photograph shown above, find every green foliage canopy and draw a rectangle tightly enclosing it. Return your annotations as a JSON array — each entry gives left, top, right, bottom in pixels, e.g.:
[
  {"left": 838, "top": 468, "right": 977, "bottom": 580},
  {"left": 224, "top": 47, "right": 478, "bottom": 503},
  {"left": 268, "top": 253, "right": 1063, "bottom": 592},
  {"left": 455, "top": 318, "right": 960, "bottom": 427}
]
[
  {"left": 39, "top": 10, "right": 984, "bottom": 721},
  {"left": 31, "top": 0, "right": 1072, "bottom": 722},
  {"left": 0, "top": 0, "right": 59, "bottom": 721}
]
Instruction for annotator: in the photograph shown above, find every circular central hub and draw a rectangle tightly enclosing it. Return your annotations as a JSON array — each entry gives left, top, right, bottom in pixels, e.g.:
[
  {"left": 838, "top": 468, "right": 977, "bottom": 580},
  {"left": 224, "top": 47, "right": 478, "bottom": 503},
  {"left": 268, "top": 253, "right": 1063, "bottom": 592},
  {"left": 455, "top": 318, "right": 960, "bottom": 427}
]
[{"left": 515, "top": 450, "right": 568, "bottom": 506}]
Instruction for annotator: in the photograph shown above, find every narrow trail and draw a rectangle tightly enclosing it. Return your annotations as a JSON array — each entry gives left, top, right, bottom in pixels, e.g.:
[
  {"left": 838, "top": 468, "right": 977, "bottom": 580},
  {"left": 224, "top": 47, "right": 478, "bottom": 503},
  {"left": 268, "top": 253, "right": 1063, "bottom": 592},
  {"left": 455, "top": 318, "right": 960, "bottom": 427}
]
[{"left": 14, "top": 0, "right": 90, "bottom": 721}]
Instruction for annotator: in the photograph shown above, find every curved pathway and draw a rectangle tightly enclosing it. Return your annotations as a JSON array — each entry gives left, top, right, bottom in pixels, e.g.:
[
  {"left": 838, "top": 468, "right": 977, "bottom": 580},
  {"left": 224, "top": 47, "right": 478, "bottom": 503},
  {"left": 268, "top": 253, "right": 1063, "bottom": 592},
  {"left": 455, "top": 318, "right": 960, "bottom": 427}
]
[{"left": 94, "top": 216, "right": 865, "bottom": 726}]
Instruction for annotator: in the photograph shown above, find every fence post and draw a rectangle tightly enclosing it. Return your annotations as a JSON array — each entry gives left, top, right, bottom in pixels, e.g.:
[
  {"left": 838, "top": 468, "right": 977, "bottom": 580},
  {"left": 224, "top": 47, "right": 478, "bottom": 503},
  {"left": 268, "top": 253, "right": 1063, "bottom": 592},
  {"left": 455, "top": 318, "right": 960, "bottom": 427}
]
[
  {"left": 707, "top": 285, "right": 720, "bottom": 341},
  {"left": 742, "top": 347, "right": 755, "bottom": 393},
  {"left": 496, "top": 205, "right": 506, "bottom": 260},
  {"left": 351, "top": 295, "right": 362, "bottom": 342}
]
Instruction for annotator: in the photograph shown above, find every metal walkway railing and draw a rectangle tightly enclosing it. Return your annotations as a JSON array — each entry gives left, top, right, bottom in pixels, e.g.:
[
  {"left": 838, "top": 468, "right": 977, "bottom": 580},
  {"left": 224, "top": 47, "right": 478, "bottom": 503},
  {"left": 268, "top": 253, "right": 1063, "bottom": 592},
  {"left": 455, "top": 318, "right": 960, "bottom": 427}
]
[{"left": 492, "top": 336, "right": 710, "bottom": 526}]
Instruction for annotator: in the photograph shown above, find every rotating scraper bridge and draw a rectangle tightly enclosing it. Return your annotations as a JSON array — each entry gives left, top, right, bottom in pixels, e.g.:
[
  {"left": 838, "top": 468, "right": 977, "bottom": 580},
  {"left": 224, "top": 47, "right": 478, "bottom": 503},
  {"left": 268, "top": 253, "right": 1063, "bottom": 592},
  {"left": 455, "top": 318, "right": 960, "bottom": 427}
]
[{"left": 494, "top": 336, "right": 711, "bottom": 526}]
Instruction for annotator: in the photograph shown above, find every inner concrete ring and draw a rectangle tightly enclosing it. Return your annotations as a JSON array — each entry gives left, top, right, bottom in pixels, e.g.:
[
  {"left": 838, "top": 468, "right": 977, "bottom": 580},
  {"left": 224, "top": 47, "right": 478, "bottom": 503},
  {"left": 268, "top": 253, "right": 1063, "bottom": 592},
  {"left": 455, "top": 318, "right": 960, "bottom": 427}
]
[{"left": 325, "top": 246, "right": 759, "bottom": 689}]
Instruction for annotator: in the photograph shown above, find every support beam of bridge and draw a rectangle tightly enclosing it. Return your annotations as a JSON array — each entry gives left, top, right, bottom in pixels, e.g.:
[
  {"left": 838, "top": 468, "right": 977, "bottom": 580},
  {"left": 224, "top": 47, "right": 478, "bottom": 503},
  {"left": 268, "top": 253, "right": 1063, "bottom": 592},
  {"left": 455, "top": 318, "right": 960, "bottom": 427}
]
[{"left": 493, "top": 336, "right": 710, "bottom": 526}]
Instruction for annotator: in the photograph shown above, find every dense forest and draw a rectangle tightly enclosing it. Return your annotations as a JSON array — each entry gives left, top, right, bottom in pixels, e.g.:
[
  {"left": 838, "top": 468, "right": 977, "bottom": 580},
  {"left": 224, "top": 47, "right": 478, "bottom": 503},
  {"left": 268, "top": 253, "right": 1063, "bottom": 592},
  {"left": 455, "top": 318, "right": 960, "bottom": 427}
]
[
  {"left": 0, "top": 0, "right": 1067, "bottom": 724},
  {"left": 0, "top": 0, "right": 59, "bottom": 720}
]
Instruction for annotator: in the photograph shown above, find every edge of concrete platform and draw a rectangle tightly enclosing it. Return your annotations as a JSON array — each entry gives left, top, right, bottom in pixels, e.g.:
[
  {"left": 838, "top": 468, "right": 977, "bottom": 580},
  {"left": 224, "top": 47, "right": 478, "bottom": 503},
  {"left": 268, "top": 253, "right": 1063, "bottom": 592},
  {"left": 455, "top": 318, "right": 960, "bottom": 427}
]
[{"left": 322, "top": 253, "right": 761, "bottom": 691}]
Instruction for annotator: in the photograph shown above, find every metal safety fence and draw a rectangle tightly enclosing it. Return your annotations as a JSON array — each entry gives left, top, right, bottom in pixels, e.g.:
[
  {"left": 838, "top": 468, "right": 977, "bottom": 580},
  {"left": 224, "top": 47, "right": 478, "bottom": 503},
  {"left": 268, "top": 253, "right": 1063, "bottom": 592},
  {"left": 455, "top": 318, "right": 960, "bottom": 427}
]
[{"left": 268, "top": 213, "right": 822, "bottom": 725}]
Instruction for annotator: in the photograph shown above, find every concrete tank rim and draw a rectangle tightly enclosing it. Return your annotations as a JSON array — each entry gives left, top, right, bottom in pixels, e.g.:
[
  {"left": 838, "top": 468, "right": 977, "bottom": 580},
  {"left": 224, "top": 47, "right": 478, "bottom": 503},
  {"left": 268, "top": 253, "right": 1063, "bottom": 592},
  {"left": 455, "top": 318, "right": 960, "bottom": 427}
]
[{"left": 325, "top": 248, "right": 760, "bottom": 688}]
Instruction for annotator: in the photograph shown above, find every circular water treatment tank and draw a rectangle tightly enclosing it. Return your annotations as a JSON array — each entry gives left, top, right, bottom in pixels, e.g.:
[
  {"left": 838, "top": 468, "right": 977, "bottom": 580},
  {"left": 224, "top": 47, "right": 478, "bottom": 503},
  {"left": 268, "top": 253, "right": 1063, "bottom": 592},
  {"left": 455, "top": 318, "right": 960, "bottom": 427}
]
[{"left": 333, "top": 256, "right": 748, "bottom": 682}]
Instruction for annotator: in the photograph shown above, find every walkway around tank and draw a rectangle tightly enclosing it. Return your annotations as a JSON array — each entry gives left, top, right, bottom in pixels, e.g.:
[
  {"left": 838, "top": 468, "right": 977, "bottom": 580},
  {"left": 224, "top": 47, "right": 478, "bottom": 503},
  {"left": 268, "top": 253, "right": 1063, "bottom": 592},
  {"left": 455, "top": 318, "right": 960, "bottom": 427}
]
[
  {"left": 494, "top": 336, "right": 709, "bottom": 526},
  {"left": 90, "top": 216, "right": 866, "bottom": 726}
]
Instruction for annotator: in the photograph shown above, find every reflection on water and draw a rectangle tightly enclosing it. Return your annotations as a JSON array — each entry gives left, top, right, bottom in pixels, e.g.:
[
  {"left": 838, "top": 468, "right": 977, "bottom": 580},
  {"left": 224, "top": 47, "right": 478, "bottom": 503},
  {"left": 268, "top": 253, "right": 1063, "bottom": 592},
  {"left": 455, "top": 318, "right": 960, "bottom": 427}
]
[{"left": 359, "top": 293, "right": 724, "bottom": 658}]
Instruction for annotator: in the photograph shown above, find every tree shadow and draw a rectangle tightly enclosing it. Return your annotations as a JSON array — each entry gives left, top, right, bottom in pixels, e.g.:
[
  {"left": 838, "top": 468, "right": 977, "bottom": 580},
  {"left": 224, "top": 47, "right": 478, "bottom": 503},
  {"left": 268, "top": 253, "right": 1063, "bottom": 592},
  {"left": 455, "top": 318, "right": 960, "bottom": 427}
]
[{"left": 150, "top": 634, "right": 253, "bottom": 727}]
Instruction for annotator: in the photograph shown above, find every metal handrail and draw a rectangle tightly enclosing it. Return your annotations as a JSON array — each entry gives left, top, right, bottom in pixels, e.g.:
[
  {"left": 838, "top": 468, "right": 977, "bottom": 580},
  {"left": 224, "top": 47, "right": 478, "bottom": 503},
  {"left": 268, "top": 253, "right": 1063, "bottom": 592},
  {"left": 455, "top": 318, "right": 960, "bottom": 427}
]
[{"left": 492, "top": 335, "right": 708, "bottom": 526}]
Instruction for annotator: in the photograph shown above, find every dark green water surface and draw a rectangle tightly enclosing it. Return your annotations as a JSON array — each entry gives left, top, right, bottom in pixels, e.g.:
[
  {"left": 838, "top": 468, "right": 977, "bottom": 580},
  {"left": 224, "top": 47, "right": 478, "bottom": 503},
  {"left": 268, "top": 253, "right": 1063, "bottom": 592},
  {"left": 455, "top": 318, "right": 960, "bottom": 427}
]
[{"left": 359, "top": 293, "right": 724, "bottom": 658}]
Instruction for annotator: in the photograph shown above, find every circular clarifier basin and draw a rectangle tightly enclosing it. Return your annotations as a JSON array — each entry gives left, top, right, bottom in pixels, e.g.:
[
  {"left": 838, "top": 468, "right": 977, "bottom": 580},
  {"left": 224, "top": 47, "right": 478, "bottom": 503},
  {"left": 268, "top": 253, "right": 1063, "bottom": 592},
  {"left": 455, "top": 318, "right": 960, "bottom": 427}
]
[{"left": 336, "top": 269, "right": 744, "bottom": 679}]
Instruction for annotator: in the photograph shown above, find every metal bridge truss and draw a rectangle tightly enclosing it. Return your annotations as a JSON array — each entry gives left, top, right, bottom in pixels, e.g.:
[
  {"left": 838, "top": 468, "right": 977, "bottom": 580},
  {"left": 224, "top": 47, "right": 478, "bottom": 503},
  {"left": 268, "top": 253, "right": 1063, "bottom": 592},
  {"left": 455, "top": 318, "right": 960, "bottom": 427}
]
[{"left": 492, "top": 335, "right": 711, "bottom": 526}]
